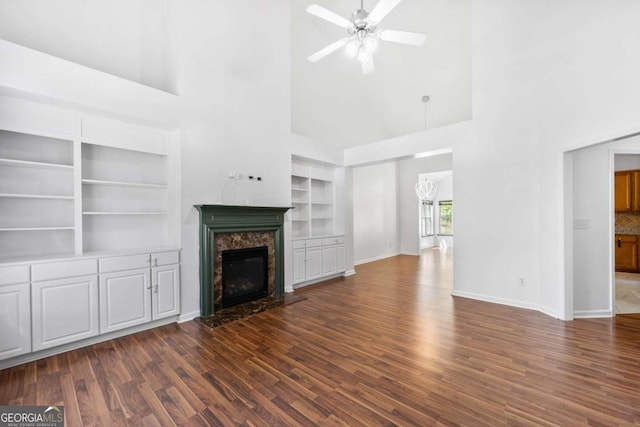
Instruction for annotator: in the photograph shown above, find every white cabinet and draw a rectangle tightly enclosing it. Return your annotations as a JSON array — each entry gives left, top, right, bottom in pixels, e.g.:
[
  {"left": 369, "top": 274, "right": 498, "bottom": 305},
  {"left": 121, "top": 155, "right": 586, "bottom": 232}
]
[
  {"left": 293, "top": 246, "right": 306, "bottom": 283},
  {"left": 32, "top": 275, "right": 99, "bottom": 351},
  {"left": 306, "top": 244, "right": 323, "bottom": 281},
  {"left": 322, "top": 245, "right": 337, "bottom": 276},
  {"left": 0, "top": 264, "right": 31, "bottom": 360},
  {"left": 100, "top": 268, "right": 151, "bottom": 334},
  {"left": 99, "top": 251, "right": 180, "bottom": 333},
  {"left": 293, "top": 236, "right": 345, "bottom": 286},
  {"left": 336, "top": 242, "right": 346, "bottom": 272},
  {"left": 152, "top": 264, "right": 180, "bottom": 320}
]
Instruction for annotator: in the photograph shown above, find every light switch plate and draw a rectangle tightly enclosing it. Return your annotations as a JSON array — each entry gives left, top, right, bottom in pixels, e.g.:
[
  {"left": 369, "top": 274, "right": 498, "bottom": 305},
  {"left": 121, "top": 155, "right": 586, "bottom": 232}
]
[{"left": 574, "top": 218, "right": 589, "bottom": 230}]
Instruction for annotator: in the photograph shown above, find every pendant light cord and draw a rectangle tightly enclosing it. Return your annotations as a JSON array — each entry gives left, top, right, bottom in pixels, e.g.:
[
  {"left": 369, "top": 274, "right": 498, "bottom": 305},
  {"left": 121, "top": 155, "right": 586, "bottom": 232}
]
[{"left": 421, "top": 95, "right": 430, "bottom": 131}]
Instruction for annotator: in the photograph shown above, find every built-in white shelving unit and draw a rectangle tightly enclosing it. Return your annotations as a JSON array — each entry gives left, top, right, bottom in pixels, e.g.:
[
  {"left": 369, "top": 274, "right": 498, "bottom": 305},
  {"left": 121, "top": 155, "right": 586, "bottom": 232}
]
[
  {"left": 0, "top": 95, "right": 180, "bottom": 263},
  {"left": 0, "top": 129, "right": 76, "bottom": 260},
  {"left": 290, "top": 157, "right": 337, "bottom": 238},
  {"left": 0, "top": 93, "right": 182, "bottom": 369}
]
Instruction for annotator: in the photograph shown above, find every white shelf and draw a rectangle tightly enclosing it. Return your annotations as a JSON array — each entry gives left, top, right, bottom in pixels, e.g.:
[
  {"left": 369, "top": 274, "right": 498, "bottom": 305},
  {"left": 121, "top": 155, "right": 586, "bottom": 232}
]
[
  {"left": 0, "top": 227, "right": 74, "bottom": 231},
  {"left": 0, "top": 157, "right": 73, "bottom": 170},
  {"left": 311, "top": 201, "right": 332, "bottom": 205},
  {"left": 0, "top": 193, "right": 74, "bottom": 200},
  {"left": 82, "top": 179, "right": 166, "bottom": 189},
  {"left": 83, "top": 212, "right": 167, "bottom": 216},
  {"left": 291, "top": 187, "right": 308, "bottom": 192}
]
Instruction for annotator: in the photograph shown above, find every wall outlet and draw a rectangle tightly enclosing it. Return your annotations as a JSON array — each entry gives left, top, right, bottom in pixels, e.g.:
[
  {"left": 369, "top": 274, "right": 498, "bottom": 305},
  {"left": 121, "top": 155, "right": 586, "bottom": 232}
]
[
  {"left": 518, "top": 276, "right": 526, "bottom": 286},
  {"left": 228, "top": 171, "right": 239, "bottom": 180}
]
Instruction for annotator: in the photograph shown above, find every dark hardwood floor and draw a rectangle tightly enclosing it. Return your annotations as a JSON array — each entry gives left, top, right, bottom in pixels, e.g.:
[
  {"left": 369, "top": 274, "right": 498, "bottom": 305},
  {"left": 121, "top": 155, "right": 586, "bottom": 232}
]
[{"left": 2, "top": 249, "right": 640, "bottom": 426}]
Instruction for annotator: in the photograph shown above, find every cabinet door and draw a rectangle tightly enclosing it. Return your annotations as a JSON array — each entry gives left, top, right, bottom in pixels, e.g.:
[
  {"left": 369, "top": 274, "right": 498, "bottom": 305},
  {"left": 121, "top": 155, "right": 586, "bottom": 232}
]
[
  {"left": 615, "top": 172, "right": 632, "bottom": 212},
  {"left": 633, "top": 171, "right": 640, "bottom": 211},
  {"left": 152, "top": 264, "right": 180, "bottom": 320},
  {"left": 615, "top": 235, "right": 638, "bottom": 271},
  {"left": 322, "top": 245, "right": 337, "bottom": 276},
  {"left": 99, "top": 268, "right": 151, "bottom": 334},
  {"left": 336, "top": 243, "right": 346, "bottom": 273},
  {"left": 293, "top": 248, "right": 306, "bottom": 283},
  {"left": 305, "top": 247, "right": 323, "bottom": 281},
  {"left": 32, "top": 275, "right": 99, "bottom": 351},
  {"left": 0, "top": 283, "right": 31, "bottom": 360}
]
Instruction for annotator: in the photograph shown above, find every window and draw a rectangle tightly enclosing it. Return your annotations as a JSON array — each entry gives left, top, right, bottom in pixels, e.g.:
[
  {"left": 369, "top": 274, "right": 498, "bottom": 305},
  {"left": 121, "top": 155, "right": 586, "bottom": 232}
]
[
  {"left": 420, "top": 200, "right": 434, "bottom": 237},
  {"left": 438, "top": 200, "right": 453, "bottom": 235}
]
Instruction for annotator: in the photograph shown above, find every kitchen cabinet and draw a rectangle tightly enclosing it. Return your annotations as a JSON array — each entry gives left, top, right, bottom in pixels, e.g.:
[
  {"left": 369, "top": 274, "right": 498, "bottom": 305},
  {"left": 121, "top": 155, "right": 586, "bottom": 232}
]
[
  {"left": 615, "top": 170, "right": 640, "bottom": 212},
  {"left": 615, "top": 234, "right": 638, "bottom": 272},
  {"left": 633, "top": 171, "right": 640, "bottom": 211},
  {"left": 615, "top": 171, "right": 632, "bottom": 212}
]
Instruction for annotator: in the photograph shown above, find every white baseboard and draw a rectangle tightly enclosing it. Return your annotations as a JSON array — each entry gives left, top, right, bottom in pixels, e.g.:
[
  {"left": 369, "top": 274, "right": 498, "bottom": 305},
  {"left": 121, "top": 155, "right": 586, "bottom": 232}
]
[
  {"left": 177, "top": 310, "right": 200, "bottom": 323},
  {"left": 451, "top": 289, "right": 540, "bottom": 312},
  {"left": 400, "top": 251, "right": 419, "bottom": 256},
  {"left": 354, "top": 252, "right": 400, "bottom": 266},
  {"left": 573, "top": 309, "right": 613, "bottom": 318},
  {"left": 343, "top": 269, "right": 356, "bottom": 277}
]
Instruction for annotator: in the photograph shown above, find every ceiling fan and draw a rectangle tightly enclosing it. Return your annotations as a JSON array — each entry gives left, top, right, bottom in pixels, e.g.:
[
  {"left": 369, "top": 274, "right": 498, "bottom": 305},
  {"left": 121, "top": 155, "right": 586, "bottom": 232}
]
[{"left": 306, "top": 0, "right": 427, "bottom": 74}]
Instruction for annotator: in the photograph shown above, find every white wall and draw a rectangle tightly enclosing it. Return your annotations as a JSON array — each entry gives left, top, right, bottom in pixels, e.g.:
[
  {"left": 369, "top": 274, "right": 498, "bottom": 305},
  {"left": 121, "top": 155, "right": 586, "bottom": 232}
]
[
  {"left": 352, "top": 162, "right": 399, "bottom": 264},
  {"left": 0, "top": 0, "right": 176, "bottom": 93},
  {"left": 571, "top": 137, "right": 640, "bottom": 318},
  {"left": 615, "top": 155, "right": 640, "bottom": 171},
  {"left": 173, "top": 0, "right": 292, "bottom": 318}
]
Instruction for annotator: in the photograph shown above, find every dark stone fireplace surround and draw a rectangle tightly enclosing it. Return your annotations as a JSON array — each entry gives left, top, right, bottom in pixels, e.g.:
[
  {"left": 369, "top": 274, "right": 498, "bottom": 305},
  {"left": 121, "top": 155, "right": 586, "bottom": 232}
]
[{"left": 194, "top": 204, "right": 291, "bottom": 318}]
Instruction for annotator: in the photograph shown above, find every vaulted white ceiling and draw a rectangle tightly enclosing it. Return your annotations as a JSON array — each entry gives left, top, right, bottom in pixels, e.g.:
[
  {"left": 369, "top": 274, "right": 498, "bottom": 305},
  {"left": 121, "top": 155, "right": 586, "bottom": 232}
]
[{"left": 291, "top": 0, "right": 471, "bottom": 149}]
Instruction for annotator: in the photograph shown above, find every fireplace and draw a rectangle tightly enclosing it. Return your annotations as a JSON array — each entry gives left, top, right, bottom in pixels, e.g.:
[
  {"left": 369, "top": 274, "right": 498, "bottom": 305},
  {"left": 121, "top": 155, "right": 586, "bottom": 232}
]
[
  {"left": 221, "top": 246, "right": 268, "bottom": 307},
  {"left": 195, "top": 205, "right": 291, "bottom": 317}
]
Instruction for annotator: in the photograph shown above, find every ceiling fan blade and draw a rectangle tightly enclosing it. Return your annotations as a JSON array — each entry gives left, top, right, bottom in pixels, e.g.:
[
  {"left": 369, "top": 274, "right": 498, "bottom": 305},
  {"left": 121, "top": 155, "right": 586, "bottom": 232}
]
[
  {"left": 362, "top": 57, "right": 375, "bottom": 74},
  {"left": 306, "top": 4, "right": 353, "bottom": 29},
  {"left": 308, "top": 39, "right": 347, "bottom": 62},
  {"left": 380, "top": 29, "right": 426, "bottom": 46},
  {"left": 367, "top": 0, "right": 403, "bottom": 24}
]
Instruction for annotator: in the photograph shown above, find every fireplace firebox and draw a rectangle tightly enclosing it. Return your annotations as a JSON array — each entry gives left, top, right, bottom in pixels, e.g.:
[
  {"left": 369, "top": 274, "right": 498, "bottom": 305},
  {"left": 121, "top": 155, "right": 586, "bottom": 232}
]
[{"left": 221, "top": 246, "right": 268, "bottom": 307}]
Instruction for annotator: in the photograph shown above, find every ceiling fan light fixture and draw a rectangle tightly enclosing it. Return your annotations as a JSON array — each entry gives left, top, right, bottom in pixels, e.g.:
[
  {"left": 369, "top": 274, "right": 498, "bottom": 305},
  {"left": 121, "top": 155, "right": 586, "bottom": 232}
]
[
  {"left": 306, "top": 0, "right": 426, "bottom": 74},
  {"left": 357, "top": 45, "right": 372, "bottom": 64},
  {"left": 345, "top": 38, "right": 360, "bottom": 57},
  {"left": 363, "top": 35, "right": 379, "bottom": 52}
]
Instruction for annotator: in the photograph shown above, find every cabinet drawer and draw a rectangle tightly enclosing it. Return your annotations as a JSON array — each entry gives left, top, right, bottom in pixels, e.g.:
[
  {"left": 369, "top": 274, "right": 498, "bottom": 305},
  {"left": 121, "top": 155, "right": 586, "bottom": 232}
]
[
  {"left": 293, "top": 240, "right": 306, "bottom": 249},
  {"left": 32, "top": 259, "right": 98, "bottom": 282},
  {"left": 322, "top": 236, "right": 345, "bottom": 246},
  {"left": 151, "top": 251, "right": 179, "bottom": 266},
  {"left": 0, "top": 264, "right": 30, "bottom": 286},
  {"left": 100, "top": 254, "right": 150, "bottom": 273},
  {"left": 306, "top": 238, "right": 323, "bottom": 248}
]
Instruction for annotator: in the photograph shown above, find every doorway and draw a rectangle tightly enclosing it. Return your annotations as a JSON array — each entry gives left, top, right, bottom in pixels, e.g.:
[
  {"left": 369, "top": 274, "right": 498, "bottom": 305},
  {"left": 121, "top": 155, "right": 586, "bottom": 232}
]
[{"left": 613, "top": 154, "right": 640, "bottom": 314}]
